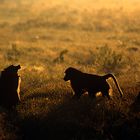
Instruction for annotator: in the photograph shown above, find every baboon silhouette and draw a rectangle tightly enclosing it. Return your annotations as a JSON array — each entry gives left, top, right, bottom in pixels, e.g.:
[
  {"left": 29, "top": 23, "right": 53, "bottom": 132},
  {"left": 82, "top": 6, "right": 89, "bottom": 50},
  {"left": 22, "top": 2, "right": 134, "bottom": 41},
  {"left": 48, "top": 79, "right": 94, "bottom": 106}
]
[
  {"left": 64, "top": 67, "right": 123, "bottom": 99},
  {"left": 0, "top": 65, "right": 21, "bottom": 108}
]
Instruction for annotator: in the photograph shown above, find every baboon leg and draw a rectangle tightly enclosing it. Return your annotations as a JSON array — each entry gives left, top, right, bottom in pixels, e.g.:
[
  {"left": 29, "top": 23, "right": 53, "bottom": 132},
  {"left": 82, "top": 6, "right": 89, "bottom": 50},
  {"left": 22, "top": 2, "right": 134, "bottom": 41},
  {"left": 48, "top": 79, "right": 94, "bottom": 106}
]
[
  {"left": 72, "top": 88, "right": 83, "bottom": 99},
  {"left": 88, "top": 90, "right": 96, "bottom": 98},
  {"left": 101, "top": 82, "right": 111, "bottom": 99},
  {"left": 102, "top": 89, "right": 110, "bottom": 99}
]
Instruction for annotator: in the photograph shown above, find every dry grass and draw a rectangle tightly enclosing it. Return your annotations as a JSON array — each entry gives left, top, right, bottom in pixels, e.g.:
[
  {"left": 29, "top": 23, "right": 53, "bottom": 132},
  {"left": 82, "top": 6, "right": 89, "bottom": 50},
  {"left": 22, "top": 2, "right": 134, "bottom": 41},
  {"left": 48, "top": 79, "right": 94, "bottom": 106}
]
[{"left": 0, "top": 0, "right": 140, "bottom": 139}]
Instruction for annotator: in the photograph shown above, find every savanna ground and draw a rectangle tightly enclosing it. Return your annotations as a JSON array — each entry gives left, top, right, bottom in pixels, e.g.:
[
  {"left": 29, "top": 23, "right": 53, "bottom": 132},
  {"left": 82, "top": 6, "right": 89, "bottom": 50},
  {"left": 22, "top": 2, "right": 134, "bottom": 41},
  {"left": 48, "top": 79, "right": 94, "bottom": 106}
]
[{"left": 0, "top": 0, "right": 140, "bottom": 139}]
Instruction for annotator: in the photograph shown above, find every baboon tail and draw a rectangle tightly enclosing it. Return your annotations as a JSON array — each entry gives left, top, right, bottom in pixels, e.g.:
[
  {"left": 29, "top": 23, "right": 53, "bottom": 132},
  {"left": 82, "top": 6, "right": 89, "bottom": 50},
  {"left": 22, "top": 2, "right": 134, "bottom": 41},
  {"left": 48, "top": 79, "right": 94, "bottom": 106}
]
[{"left": 103, "top": 74, "right": 123, "bottom": 97}]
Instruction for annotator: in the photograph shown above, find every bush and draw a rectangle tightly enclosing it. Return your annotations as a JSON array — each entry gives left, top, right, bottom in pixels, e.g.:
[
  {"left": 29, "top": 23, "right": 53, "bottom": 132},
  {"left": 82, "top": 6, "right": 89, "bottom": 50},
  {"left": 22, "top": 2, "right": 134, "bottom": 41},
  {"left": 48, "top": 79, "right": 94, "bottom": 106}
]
[
  {"left": 89, "top": 45, "right": 126, "bottom": 73},
  {"left": 5, "top": 43, "right": 21, "bottom": 62}
]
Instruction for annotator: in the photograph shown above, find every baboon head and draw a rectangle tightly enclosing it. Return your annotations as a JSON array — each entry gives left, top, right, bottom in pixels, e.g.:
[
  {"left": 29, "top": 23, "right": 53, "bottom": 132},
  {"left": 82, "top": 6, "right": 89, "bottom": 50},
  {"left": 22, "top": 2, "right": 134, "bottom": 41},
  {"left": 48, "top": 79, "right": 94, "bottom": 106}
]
[
  {"left": 4, "top": 65, "right": 21, "bottom": 74},
  {"left": 64, "top": 67, "right": 82, "bottom": 81}
]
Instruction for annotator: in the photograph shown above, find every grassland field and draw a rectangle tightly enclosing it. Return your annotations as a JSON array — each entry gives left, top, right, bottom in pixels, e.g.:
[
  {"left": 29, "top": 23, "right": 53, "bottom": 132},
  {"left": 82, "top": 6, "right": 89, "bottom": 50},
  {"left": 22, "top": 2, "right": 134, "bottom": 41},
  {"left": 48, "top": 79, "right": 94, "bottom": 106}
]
[{"left": 0, "top": 0, "right": 140, "bottom": 139}]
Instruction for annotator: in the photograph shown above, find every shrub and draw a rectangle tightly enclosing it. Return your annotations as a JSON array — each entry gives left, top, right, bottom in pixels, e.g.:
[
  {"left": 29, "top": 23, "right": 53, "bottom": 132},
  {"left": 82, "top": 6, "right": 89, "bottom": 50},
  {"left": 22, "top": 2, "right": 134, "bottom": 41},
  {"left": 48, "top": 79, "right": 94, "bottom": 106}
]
[
  {"left": 53, "top": 49, "right": 68, "bottom": 63},
  {"left": 89, "top": 45, "right": 126, "bottom": 73},
  {"left": 5, "top": 43, "right": 21, "bottom": 62}
]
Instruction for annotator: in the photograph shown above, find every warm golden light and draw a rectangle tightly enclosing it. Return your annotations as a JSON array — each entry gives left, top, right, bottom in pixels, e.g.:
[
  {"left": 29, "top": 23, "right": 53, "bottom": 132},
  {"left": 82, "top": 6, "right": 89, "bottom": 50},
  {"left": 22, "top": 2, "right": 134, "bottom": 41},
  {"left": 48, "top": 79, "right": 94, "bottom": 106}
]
[{"left": 32, "top": 0, "right": 140, "bottom": 10}]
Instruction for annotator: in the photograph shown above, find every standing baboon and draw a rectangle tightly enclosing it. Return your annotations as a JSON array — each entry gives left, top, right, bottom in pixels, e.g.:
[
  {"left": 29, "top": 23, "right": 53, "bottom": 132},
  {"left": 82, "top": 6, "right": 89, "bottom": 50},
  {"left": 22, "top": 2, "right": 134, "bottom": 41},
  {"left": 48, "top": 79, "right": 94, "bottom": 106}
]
[
  {"left": 64, "top": 67, "right": 123, "bottom": 99},
  {"left": 0, "top": 65, "right": 21, "bottom": 108}
]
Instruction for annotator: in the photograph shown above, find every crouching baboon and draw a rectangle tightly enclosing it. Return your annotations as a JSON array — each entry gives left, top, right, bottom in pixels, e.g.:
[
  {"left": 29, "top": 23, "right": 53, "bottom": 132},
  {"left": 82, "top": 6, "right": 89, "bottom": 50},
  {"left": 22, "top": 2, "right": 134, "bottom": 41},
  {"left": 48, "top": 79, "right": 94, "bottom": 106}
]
[
  {"left": 0, "top": 65, "right": 21, "bottom": 108},
  {"left": 64, "top": 67, "right": 123, "bottom": 99}
]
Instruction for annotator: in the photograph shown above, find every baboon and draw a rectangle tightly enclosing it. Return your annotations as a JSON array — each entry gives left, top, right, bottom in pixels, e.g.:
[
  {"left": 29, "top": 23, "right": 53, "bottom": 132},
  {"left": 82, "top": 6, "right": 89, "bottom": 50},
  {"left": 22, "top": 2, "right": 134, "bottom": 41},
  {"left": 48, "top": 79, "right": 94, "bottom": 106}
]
[
  {"left": 64, "top": 67, "right": 123, "bottom": 99},
  {"left": 0, "top": 65, "right": 21, "bottom": 108}
]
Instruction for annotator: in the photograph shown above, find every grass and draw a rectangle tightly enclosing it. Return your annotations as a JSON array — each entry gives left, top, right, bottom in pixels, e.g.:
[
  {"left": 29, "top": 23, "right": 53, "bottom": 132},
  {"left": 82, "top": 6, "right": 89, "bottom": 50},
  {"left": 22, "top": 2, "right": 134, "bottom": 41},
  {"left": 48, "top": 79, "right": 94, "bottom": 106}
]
[{"left": 0, "top": 0, "right": 140, "bottom": 139}]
